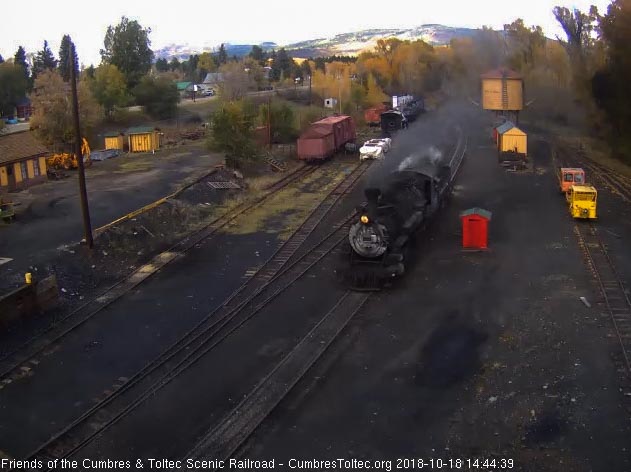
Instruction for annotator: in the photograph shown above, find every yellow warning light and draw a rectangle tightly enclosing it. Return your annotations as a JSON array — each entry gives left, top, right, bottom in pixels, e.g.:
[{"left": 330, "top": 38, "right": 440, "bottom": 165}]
[{"left": 360, "top": 215, "right": 369, "bottom": 224}]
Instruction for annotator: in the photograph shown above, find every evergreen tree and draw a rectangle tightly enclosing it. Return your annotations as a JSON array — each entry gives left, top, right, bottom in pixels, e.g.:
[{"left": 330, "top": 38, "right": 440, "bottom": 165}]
[
  {"left": 14, "top": 46, "right": 29, "bottom": 81},
  {"left": 84, "top": 65, "right": 96, "bottom": 79},
  {"left": 155, "top": 58, "right": 169, "bottom": 72},
  {"left": 249, "top": 45, "right": 265, "bottom": 64},
  {"left": 33, "top": 40, "right": 58, "bottom": 78},
  {"left": 217, "top": 43, "right": 228, "bottom": 65},
  {"left": 58, "top": 35, "right": 79, "bottom": 82},
  {"left": 169, "top": 57, "right": 181, "bottom": 71}
]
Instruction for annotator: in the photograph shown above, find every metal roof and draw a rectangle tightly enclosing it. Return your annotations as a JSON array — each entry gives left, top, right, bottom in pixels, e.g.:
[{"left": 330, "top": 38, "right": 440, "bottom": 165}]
[
  {"left": 126, "top": 126, "right": 156, "bottom": 135},
  {"left": 495, "top": 121, "right": 516, "bottom": 134},
  {"left": 176, "top": 81, "right": 192, "bottom": 91},
  {"left": 315, "top": 115, "right": 352, "bottom": 125},
  {"left": 0, "top": 131, "right": 48, "bottom": 165},
  {"left": 104, "top": 131, "right": 123, "bottom": 137},
  {"left": 460, "top": 207, "right": 492, "bottom": 220},
  {"left": 299, "top": 124, "right": 333, "bottom": 139}
]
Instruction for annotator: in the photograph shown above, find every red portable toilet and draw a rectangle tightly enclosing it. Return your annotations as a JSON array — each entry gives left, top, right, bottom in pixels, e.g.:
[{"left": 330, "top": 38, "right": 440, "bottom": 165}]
[{"left": 460, "top": 208, "right": 492, "bottom": 249}]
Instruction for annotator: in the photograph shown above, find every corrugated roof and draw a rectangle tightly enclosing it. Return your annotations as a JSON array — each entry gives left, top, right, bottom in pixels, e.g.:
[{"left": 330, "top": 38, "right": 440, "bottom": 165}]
[
  {"left": 104, "top": 131, "right": 123, "bottom": 137},
  {"left": 126, "top": 126, "right": 156, "bottom": 135},
  {"left": 480, "top": 68, "right": 522, "bottom": 79},
  {"left": 495, "top": 121, "right": 516, "bottom": 134},
  {"left": 0, "top": 131, "right": 48, "bottom": 165},
  {"left": 460, "top": 207, "right": 492, "bottom": 220},
  {"left": 176, "top": 81, "right": 192, "bottom": 91}
]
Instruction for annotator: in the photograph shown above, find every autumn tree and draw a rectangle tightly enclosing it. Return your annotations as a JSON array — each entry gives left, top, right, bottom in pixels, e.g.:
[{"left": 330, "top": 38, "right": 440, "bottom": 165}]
[
  {"left": 58, "top": 35, "right": 79, "bottom": 82},
  {"left": 365, "top": 73, "right": 388, "bottom": 106},
  {"left": 208, "top": 101, "right": 258, "bottom": 168},
  {"left": 258, "top": 102, "right": 296, "bottom": 143},
  {"left": 218, "top": 61, "right": 255, "bottom": 101},
  {"left": 592, "top": 0, "right": 631, "bottom": 158},
  {"left": 30, "top": 69, "right": 101, "bottom": 144},
  {"left": 91, "top": 64, "right": 128, "bottom": 116},
  {"left": 197, "top": 52, "right": 216, "bottom": 77},
  {"left": 553, "top": 5, "right": 602, "bottom": 98},
  {"left": 101, "top": 16, "right": 153, "bottom": 89}
]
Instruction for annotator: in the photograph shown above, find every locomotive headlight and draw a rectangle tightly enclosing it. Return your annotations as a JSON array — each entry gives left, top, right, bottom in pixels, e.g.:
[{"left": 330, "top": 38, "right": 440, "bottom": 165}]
[{"left": 360, "top": 215, "right": 369, "bottom": 224}]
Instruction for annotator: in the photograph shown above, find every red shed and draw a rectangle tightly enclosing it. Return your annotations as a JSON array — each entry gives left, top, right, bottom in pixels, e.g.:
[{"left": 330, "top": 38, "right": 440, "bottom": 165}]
[
  {"left": 297, "top": 115, "right": 356, "bottom": 161},
  {"left": 460, "top": 208, "right": 492, "bottom": 249}
]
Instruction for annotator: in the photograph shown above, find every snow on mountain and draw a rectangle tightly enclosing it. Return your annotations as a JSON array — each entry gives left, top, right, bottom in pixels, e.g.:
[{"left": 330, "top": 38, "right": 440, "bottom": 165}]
[{"left": 152, "top": 24, "right": 478, "bottom": 61}]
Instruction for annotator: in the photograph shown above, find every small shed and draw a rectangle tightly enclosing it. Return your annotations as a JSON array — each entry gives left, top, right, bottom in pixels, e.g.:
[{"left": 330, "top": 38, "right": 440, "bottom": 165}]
[
  {"left": 496, "top": 122, "right": 527, "bottom": 155},
  {"left": 104, "top": 132, "right": 124, "bottom": 151},
  {"left": 460, "top": 208, "right": 492, "bottom": 250},
  {"left": 127, "top": 127, "right": 161, "bottom": 153}
]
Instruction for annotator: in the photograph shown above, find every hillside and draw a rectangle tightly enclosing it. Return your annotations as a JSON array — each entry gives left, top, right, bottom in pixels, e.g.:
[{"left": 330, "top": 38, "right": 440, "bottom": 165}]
[{"left": 153, "top": 24, "right": 478, "bottom": 60}]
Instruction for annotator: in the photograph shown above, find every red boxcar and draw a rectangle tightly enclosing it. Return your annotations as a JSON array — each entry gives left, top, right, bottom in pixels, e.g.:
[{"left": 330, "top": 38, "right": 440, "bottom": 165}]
[
  {"left": 364, "top": 104, "right": 387, "bottom": 126},
  {"left": 297, "top": 115, "right": 356, "bottom": 161}
]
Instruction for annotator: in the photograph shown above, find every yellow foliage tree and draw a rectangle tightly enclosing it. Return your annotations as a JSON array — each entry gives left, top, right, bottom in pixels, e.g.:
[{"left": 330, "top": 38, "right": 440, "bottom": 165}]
[{"left": 365, "top": 74, "right": 388, "bottom": 106}]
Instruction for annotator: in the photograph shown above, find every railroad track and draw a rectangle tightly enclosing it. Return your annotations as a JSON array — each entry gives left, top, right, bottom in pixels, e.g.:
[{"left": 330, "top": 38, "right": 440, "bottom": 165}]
[
  {"left": 22, "top": 161, "right": 371, "bottom": 468},
  {"left": 0, "top": 164, "right": 319, "bottom": 384},
  {"left": 186, "top": 290, "right": 370, "bottom": 465},
  {"left": 580, "top": 160, "right": 631, "bottom": 203},
  {"left": 574, "top": 222, "right": 631, "bottom": 380}
]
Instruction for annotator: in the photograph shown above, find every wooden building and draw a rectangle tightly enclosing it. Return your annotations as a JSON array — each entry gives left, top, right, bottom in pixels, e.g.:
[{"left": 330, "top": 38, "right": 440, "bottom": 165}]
[
  {"left": 496, "top": 121, "right": 527, "bottom": 155},
  {"left": 0, "top": 131, "right": 48, "bottom": 192},
  {"left": 104, "top": 132, "right": 125, "bottom": 150},
  {"left": 127, "top": 127, "right": 162, "bottom": 153},
  {"left": 481, "top": 68, "right": 524, "bottom": 112}
]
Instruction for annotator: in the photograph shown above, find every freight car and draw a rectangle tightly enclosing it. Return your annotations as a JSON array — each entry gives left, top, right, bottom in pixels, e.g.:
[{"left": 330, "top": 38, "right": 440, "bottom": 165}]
[
  {"left": 297, "top": 115, "right": 356, "bottom": 161},
  {"left": 345, "top": 138, "right": 464, "bottom": 289},
  {"left": 364, "top": 104, "right": 388, "bottom": 126}
]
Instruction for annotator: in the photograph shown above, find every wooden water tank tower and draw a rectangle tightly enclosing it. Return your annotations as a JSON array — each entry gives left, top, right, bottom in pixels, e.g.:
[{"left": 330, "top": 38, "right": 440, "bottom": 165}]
[{"left": 480, "top": 68, "right": 523, "bottom": 122}]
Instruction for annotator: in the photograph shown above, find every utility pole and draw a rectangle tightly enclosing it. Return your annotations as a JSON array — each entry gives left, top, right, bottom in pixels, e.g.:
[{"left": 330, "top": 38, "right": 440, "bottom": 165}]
[
  {"left": 70, "top": 42, "right": 93, "bottom": 248},
  {"left": 308, "top": 74, "right": 312, "bottom": 106},
  {"left": 267, "top": 95, "right": 272, "bottom": 150}
]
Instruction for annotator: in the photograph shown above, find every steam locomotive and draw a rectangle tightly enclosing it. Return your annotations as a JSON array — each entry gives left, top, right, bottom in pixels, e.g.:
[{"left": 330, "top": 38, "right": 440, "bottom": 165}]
[{"left": 346, "top": 149, "right": 454, "bottom": 289}]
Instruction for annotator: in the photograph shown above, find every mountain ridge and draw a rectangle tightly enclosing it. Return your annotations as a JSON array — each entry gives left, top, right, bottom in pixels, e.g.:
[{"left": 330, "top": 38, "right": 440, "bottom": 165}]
[{"left": 153, "top": 24, "right": 478, "bottom": 61}]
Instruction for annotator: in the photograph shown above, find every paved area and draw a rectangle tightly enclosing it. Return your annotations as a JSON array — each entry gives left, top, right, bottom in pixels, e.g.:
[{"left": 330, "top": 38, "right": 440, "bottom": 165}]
[
  {"left": 0, "top": 161, "right": 355, "bottom": 459},
  {"left": 2, "top": 105, "right": 630, "bottom": 470},
  {"left": 237, "top": 114, "right": 631, "bottom": 470},
  {"left": 0, "top": 143, "right": 221, "bottom": 289}
]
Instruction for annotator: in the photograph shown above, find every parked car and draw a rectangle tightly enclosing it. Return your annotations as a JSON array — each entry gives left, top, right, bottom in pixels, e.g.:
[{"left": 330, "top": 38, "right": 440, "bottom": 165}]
[
  {"left": 359, "top": 141, "right": 386, "bottom": 160},
  {"left": 369, "top": 138, "right": 392, "bottom": 152},
  {"left": 202, "top": 89, "right": 215, "bottom": 97}
]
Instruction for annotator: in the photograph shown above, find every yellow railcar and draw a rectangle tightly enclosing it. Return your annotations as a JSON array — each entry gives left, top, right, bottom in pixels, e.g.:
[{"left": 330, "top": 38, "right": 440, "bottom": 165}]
[{"left": 566, "top": 185, "right": 597, "bottom": 219}]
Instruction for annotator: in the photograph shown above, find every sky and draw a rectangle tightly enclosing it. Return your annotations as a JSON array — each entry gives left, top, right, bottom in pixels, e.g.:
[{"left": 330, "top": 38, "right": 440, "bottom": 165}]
[{"left": 1, "top": 0, "right": 612, "bottom": 67}]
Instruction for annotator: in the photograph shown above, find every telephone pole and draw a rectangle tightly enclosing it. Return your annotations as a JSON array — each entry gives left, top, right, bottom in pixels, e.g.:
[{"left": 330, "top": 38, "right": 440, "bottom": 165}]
[
  {"left": 70, "top": 42, "right": 93, "bottom": 248},
  {"left": 267, "top": 95, "right": 272, "bottom": 150}
]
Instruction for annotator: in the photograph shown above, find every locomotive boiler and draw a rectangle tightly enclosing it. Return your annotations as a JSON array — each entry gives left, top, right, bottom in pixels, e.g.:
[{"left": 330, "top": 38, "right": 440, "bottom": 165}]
[{"left": 346, "top": 147, "right": 455, "bottom": 289}]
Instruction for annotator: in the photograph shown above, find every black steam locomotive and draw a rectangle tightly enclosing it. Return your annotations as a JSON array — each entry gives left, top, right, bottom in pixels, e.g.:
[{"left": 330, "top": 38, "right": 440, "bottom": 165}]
[{"left": 346, "top": 154, "right": 453, "bottom": 289}]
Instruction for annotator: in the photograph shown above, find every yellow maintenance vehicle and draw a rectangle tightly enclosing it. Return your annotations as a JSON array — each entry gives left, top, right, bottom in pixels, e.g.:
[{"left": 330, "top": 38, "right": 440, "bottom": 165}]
[
  {"left": 46, "top": 138, "right": 91, "bottom": 170},
  {"left": 566, "top": 185, "right": 597, "bottom": 219}
]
